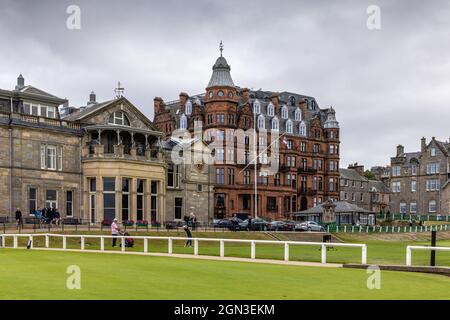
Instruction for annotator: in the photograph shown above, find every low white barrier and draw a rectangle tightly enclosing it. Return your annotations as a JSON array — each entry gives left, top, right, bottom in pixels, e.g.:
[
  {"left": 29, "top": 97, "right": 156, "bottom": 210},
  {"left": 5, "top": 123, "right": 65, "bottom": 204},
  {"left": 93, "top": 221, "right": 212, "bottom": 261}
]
[
  {"left": 0, "top": 233, "right": 368, "bottom": 265},
  {"left": 406, "top": 245, "right": 450, "bottom": 266}
]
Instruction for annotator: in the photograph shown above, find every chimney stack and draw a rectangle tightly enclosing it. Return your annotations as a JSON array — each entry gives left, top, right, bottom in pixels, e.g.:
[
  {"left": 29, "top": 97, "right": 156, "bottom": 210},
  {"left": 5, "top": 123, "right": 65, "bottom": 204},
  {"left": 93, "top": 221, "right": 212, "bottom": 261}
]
[
  {"left": 421, "top": 137, "right": 427, "bottom": 152},
  {"left": 87, "top": 91, "right": 97, "bottom": 106},
  {"left": 179, "top": 92, "right": 189, "bottom": 114},
  {"left": 299, "top": 99, "right": 308, "bottom": 120},
  {"left": 16, "top": 74, "right": 25, "bottom": 90},
  {"left": 270, "top": 93, "right": 279, "bottom": 108},
  {"left": 241, "top": 88, "right": 250, "bottom": 102},
  {"left": 154, "top": 97, "right": 164, "bottom": 114},
  {"left": 348, "top": 163, "right": 365, "bottom": 175},
  {"left": 397, "top": 145, "right": 404, "bottom": 156}
]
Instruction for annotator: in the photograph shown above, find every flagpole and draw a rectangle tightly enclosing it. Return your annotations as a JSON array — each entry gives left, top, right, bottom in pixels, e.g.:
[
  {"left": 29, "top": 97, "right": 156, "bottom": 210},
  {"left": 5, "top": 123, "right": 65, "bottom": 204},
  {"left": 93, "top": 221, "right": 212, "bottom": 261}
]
[{"left": 254, "top": 111, "right": 258, "bottom": 219}]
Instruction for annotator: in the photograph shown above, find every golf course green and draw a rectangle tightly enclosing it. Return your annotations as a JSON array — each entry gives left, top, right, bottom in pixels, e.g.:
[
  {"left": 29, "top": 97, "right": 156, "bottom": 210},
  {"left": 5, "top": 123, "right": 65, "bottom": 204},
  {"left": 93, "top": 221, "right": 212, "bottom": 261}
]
[{"left": 0, "top": 249, "right": 449, "bottom": 300}]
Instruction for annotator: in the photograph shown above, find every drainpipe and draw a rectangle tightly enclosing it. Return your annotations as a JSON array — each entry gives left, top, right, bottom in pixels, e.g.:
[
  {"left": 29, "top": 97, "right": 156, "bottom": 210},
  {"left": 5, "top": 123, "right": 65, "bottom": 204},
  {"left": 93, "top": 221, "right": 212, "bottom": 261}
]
[
  {"left": 79, "top": 134, "right": 83, "bottom": 221},
  {"left": 9, "top": 97, "right": 13, "bottom": 219}
]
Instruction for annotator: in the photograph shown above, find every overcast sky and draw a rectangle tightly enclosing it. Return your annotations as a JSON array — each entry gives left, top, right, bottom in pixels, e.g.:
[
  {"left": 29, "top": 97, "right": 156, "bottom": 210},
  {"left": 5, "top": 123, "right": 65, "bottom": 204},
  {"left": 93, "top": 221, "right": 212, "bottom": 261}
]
[{"left": 1, "top": 0, "right": 449, "bottom": 168}]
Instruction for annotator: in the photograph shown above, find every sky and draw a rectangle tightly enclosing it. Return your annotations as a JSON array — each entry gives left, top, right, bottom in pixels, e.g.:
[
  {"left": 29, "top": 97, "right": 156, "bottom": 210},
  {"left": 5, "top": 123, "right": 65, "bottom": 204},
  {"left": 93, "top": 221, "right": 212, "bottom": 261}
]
[{"left": 1, "top": 0, "right": 449, "bottom": 168}]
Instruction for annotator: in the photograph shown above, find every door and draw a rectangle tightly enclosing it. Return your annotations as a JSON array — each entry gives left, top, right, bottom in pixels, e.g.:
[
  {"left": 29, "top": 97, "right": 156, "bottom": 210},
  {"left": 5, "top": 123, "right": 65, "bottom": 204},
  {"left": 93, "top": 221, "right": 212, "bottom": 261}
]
[{"left": 45, "top": 190, "right": 58, "bottom": 209}]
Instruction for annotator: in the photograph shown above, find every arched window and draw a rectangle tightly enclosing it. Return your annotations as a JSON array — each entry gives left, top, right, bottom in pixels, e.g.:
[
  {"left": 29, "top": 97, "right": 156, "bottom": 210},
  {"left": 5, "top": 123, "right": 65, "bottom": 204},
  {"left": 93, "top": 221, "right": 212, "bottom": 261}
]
[
  {"left": 109, "top": 111, "right": 130, "bottom": 126},
  {"left": 429, "top": 200, "right": 437, "bottom": 213},
  {"left": 286, "top": 119, "right": 293, "bottom": 134},
  {"left": 281, "top": 105, "right": 288, "bottom": 119},
  {"left": 289, "top": 96, "right": 296, "bottom": 106},
  {"left": 258, "top": 114, "right": 265, "bottom": 130},
  {"left": 253, "top": 99, "right": 261, "bottom": 114},
  {"left": 267, "top": 102, "right": 274, "bottom": 117},
  {"left": 180, "top": 114, "right": 187, "bottom": 129},
  {"left": 185, "top": 100, "right": 192, "bottom": 115},
  {"left": 271, "top": 117, "right": 279, "bottom": 131},
  {"left": 294, "top": 108, "right": 302, "bottom": 121},
  {"left": 299, "top": 121, "right": 306, "bottom": 136}
]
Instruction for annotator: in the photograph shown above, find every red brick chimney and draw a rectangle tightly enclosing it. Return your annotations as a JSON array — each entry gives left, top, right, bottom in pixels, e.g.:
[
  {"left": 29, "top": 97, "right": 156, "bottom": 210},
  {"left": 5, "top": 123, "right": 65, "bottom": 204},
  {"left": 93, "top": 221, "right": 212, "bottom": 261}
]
[
  {"left": 299, "top": 99, "right": 308, "bottom": 120},
  {"left": 154, "top": 97, "right": 163, "bottom": 114},
  {"left": 179, "top": 92, "right": 189, "bottom": 113},
  {"left": 241, "top": 88, "right": 250, "bottom": 103}
]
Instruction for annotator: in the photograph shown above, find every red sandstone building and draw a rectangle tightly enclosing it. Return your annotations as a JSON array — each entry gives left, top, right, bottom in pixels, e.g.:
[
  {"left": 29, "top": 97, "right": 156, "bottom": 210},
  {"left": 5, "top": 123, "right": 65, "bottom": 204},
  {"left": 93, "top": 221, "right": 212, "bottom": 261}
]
[{"left": 154, "top": 50, "right": 340, "bottom": 220}]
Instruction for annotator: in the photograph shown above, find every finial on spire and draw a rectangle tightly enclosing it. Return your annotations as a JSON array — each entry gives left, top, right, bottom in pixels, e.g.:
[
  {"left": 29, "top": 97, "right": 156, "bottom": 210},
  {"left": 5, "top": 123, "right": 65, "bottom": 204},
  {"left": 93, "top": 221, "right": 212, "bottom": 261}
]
[
  {"left": 219, "top": 40, "right": 224, "bottom": 57},
  {"left": 114, "top": 81, "right": 124, "bottom": 98}
]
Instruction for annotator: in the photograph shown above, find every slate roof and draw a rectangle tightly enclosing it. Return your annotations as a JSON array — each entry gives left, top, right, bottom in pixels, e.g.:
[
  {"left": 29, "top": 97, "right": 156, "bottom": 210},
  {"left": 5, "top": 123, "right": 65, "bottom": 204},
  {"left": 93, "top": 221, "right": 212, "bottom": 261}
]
[
  {"left": 62, "top": 99, "right": 116, "bottom": 121},
  {"left": 207, "top": 56, "right": 235, "bottom": 88},
  {"left": 340, "top": 168, "right": 368, "bottom": 182},
  {"left": 15, "top": 85, "right": 65, "bottom": 101},
  {"left": 368, "top": 180, "right": 390, "bottom": 193},
  {"left": 293, "top": 201, "right": 374, "bottom": 215}
]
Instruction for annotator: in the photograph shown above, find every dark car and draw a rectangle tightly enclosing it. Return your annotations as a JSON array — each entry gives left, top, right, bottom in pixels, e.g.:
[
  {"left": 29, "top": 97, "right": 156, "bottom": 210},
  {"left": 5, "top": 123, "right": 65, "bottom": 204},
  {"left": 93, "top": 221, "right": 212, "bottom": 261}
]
[
  {"left": 267, "top": 221, "right": 289, "bottom": 231},
  {"left": 215, "top": 218, "right": 242, "bottom": 230},
  {"left": 238, "top": 218, "right": 269, "bottom": 231}
]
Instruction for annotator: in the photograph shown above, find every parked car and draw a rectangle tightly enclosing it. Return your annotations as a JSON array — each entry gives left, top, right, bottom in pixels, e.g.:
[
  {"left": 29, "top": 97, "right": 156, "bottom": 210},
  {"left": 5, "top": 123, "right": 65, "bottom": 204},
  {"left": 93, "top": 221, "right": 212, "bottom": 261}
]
[
  {"left": 267, "top": 221, "right": 295, "bottom": 231},
  {"left": 296, "top": 221, "right": 325, "bottom": 232},
  {"left": 215, "top": 218, "right": 242, "bottom": 230},
  {"left": 238, "top": 218, "right": 269, "bottom": 231}
]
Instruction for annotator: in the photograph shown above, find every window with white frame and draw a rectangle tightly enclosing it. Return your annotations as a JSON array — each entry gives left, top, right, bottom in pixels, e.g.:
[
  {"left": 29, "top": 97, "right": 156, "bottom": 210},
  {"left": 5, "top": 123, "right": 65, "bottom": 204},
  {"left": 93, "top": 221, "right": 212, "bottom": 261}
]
[
  {"left": 299, "top": 121, "right": 306, "bottom": 136},
  {"left": 392, "top": 181, "right": 401, "bottom": 193},
  {"left": 253, "top": 100, "right": 261, "bottom": 114},
  {"left": 411, "top": 180, "right": 417, "bottom": 192},
  {"left": 23, "top": 102, "right": 57, "bottom": 118},
  {"left": 426, "top": 163, "right": 440, "bottom": 174},
  {"left": 426, "top": 179, "right": 440, "bottom": 191},
  {"left": 185, "top": 100, "right": 192, "bottom": 115},
  {"left": 411, "top": 164, "right": 417, "bottom": 175},
  {"left": 431, "top": 148, "right": 436, "bottom": 157},
  {"left": 281, "top": 105, "right": 288, "bottom": 119},
  {"left": 109, "top": 111, "right": 130, "bottom": 126},
  {"left": 179, "top": 114, "right": 187, "bottom": 129},
  {"left": 286, "top": 119, "right": 293, "bottom": 134},
  {"left": 258, "top": 115, "right": 265, "bottom": 130},
  {"left": 40, "top": 145, "right": 62, "bottom": 171},
  {"left": 410, "top": 202, "right": 417, "bottom": 214},
  {"left": 271, "top": 117, "right": 279, "bottom": 131},
  {"left": 267, "top": 102, "right": 274, "bottom": 116},
  {"left": 429, "top": 200, "right": 437, "bottom": 213},
  {"left": 294, "top": 108, "right": 301, "bottom": 121},
  {"left": 399, "top": 202, "right": 407, "bottom": 214},
  {"left": 392, "top": 166, "right": 401, "bottom": 177}
]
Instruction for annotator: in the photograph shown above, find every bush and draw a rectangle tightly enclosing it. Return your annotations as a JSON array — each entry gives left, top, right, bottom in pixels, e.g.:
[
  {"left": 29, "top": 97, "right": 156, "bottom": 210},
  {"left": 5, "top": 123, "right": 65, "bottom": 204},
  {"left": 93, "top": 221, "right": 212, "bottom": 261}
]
[
  {"left": 136, "top": 220, "right": 148, "bottom": 226},
  {"left": 101, "top": 219, "right": 112, "bottom": 226},
  {"left": 122, "top": 220, "right": 134, "bottom": 227}
]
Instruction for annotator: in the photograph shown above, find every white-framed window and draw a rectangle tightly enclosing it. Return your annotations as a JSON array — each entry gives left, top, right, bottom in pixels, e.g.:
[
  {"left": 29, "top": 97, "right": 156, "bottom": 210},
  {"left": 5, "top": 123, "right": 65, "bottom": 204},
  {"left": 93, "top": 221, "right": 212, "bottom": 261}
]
[
  {"left": 40, "top": 145, "right": 62, "bottom": 171},
  {"left": 410, "top": 202, "right": 417, "bottom": 214},
  {"left": 271, "top": 117, "right": 279, "bottom": 131},
  {"left": 411, "top": 180, "right": 417, "bottom": 192},
  {"left": 299, "top": 121, "right": 306, "bottom": 136},
  {"left": 253, "top": 100, "right": 261, "bottom": 114},
  {"left": 179, "top": 114, "right": 187, "bottom": 129},
  {"left": 392, "top": 181, "right": 401, "bottom": 193},
  {"left": 426, "top": 163, "right": 440, "bottom": 174},
  {"left": 185, "top": 100, "right": 192, "bottom": 115},
  {"left": 294, "top": 108, "right": 301, "bottom": 121},
  {"left": 426, "top": 179, "right": 440, "bottom": 191},
  {"left": 23, "top": 102, "right": 57, "bottom": 118},
  {"left": 109, "top": 111, "right": 130, "bottom": 126},
  {"left": 226, "top": 148, "right": 234, "bottom": 162},
  {"left": 286, "top": 119, "right": 293, "bottom": 134},
  {"left": 411, "top": 164, "right": 417, "bottom": 175},
  {"left": 216, "top": 148, "right": 224, "bottom": 162},
  {"left": 429, "top": 200, "right": 437, "bottom": 213},
  {"left": 431, "top": 148, "right": 436, "bottom": 157},
  {"left": 45, "top": 190, "right": 58, "bottom": 209},
  {"left": 281, "top": 105, "right": 288, "bottom": 119},
  {"left": 392, "top": 166, "right": 401, "bottom": 177},
  {"left": 399, "top": 202, "right": 407, "bottom": 214},
  {"left": 267, "top": 102, "right": 274, "bottom": 116},
  {"left": 258, "top": 115, "right": 265, "bottom": 130}
]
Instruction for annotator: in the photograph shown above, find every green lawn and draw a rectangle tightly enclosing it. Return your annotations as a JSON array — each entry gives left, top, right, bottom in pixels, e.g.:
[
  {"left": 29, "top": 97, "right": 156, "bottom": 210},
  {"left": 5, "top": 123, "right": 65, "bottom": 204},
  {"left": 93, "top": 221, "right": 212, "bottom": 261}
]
[
  {"left": 0, "top": 249, "right": 449, "bottom": 300},
  {"left": 5, "top": 231, "right": 450, "bottom": 266}
]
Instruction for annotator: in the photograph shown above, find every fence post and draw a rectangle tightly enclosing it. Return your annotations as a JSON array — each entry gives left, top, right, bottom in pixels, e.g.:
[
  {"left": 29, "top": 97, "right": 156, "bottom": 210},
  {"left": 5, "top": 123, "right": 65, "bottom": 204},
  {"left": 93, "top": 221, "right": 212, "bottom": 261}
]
[
  {"left": 251, "top": 241, "right": 256, "bottom": 259},
  {"left": 321, "top": 244, "right": 326, "bottom": 264},
  {"left": 45, "top": 235, "right": 49, "bottom": 248},
  {"left": 284, "top": 243, "right": 289, "bottom": 262},
  {"left": 13, "top": 235, "right": 18, "bottom": 248},
  {"left": 194, "top": 239, "right": 198, "bottom": 256},
  {"left": 63, "top": 236, "right": 67, "bottom": 249},
  {"left": 406, "top": 247, "right": 412, "bottom": 266},
  {"left": 344, "top": 226, "right": 347, "bottom": 233},
  {"left": 121, "top": 236, "right": 125, "bottom": 252},
  {"left": 352, "top": 226, "right": 355, "bottom": 233},
  {"left": 362, "top": 245, "right": 367, "bottom": 264},
  {"left": 144, "top": 238, "right": 148, "bottom": 253},
  {"left": 28, "top": 235, "right": 33, "bottom": 249},
  {"left": 220, "top": 240, "right": 225, "bottom": 257},
  {"left": 168, "top": 238, "right": 173, "bottom": 254},
  {"left": 100, "top": 237, "right": 105, "bottom": 251},
  {"left": 1, "top": 235, "right": 5, "bottom": 247}
]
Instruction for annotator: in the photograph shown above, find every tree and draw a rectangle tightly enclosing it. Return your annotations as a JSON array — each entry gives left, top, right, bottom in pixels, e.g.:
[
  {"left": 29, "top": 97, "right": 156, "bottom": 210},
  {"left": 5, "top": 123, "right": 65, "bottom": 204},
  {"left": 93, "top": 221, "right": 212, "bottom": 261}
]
[{"left": 363, "top": 170, "right": 376, "bottom": 180}]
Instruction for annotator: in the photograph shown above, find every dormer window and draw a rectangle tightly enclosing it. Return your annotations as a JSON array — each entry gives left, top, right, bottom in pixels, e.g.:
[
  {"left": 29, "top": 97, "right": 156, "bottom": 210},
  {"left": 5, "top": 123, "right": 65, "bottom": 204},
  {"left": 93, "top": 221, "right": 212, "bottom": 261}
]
[
  {"left": 286, "top": 119, "right": 293, "bottom": 134},
  {"left": 23, "top": 102, "right": 57, "bottom": 119},
  {"left": 180, "top": 114, "right": 187, "bottom": 129},
  {"left": 185, "top": 100, "right": 192, "bottom": 115},
  {"left": 294, "top": 108, "right": 302, "bottom": 121},
  {"left": 253, "top": 100, "right": 261, "bottom": 114},
  {"left": 281, "top": 105, "right": 288, "bottom": 119},
  {"left": 109, "top": 111, "right": 130, "bottom": 126},
  {"left": 267, "top": 102, "right": 274, "bottom": 117},
  {"left": 299, "top": 121, "right": 306, "bottom": 136},
  {"left": 271, "top": 117, "right": 279, "bottom": 131},
  {"left": 431, "top": 148, "right": 436, "bottom": 157},
  {"left": 258, "top": 115, "right": 265, "bottom": 130},
  {"left": 289, "top": 96, "right": 296, "bottom": 106}
]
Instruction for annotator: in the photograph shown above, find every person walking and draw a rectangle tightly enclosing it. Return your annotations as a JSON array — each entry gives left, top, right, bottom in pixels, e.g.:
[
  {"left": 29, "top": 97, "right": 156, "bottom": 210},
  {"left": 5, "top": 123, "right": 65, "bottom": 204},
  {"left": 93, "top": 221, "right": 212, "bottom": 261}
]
[
  {"left": 111, "top": 218, "right": 121, "bottom": 247},
  {"left": 190, "top": 213, "right": 197, "bottom": 231},
  {"left": 15, "top": 208, "right": 23, "bottom": 229},
  {"left": 183, "top": 225, "right": 193, "bottom": 247}
]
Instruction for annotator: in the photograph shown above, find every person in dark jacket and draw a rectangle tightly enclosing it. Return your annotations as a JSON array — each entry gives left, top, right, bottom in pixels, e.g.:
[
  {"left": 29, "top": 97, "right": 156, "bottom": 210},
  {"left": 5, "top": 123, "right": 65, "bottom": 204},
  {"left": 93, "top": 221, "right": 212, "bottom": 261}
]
[
  {"left": 183, "top": 225, "right": 193, "bottom": 247},
  {"left": 15, "top": 208, "right": 23, "bottom": 229}
]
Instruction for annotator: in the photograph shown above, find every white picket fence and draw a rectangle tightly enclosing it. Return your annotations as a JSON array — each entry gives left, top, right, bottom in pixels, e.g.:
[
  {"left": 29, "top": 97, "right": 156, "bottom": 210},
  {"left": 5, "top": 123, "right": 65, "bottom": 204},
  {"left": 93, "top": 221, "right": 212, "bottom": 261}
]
[
  {"left": 0, "top": 233, "right": 368, "bottom": 265},
  {"left": 329, "top": 224, "right": 449, "bottom": 233},
  {"left": 406, "top": 245, "right": 450, "bottom": 266}
]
